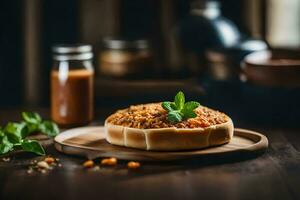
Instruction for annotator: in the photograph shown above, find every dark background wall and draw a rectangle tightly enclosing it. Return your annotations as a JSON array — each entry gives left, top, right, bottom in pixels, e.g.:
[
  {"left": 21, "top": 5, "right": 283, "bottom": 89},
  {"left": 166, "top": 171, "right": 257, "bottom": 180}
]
[
  {"left": 0, "top": 0, "right": 268, "bottom": 107},
  {"left": 0, "top": 1, "right": 23, "bottom": 106}
]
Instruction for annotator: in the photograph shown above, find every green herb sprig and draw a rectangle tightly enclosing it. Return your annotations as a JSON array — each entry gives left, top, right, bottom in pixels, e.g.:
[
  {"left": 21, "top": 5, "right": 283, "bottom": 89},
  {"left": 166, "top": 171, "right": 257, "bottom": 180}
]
[
  {"left": 162, "top": 91, "right": 200, "bottom": 123},
  {"left": 0, "top": 112, "right": 59, "bottom": 156}
]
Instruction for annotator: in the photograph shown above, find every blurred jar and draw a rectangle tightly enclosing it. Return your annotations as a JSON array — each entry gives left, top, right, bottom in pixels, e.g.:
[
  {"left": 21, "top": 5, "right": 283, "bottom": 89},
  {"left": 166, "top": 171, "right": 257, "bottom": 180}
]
[
  {"left": 179, "top": 0, "right": 240, "bottom": 50},
  {"left": 51, "top": 44, "right": 94, "bottom": 127},
  {"left": 206, "top": 39, "right": 268, "bottom": 82},
  {"left": 202, "top": 39, "right": 267, "bottom": 121},
  {"left": 98, "top": 37, "right": 153, "bottom": 79},
  {"left": 241, "top": 50, "right": 300, "bottom": 126},
  {"left": 177, "top": 0, "right": 241, "bottom": 76}
]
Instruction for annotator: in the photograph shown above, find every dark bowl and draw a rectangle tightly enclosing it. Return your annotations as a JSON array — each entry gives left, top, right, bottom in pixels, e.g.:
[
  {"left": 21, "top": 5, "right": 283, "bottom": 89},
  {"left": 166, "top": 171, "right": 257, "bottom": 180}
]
[
  {"left": 240, "top": 50, "right": 300, "bottom": 126},
  {"left": 242, "top": 50, "right": 300, "bottom": 88}
]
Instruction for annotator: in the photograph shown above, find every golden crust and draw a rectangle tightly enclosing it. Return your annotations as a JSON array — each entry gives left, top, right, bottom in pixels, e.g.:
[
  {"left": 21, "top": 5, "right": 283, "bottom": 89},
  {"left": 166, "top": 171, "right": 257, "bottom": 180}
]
[{"left": 105, "top": 118, "right": 234, "bottom": 151}]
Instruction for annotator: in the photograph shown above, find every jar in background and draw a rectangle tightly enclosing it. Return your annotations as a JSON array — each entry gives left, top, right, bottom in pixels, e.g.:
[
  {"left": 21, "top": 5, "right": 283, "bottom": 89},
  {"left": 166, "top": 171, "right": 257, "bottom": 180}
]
[
  {"left": 51, "top": 44, "right": 94, "bottom": 127},
  {"left": 179, "top": 0, "right": 241, "bottom": 50},
  {"left": 206, "top": 39, "right": 267, "bottom": 82},
  {"left": 99, "top": 38, "right": 152, "bottom": 79},
  {"left": 202, "top": 39, "right": 267, "bottom": 121},
  {"left": 177, "top": 0, "right": 241, "bottom": 76}
]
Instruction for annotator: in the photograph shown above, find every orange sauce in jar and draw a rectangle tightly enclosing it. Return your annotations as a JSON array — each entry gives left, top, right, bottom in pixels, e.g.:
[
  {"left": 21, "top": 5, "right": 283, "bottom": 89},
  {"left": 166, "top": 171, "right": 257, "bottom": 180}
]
[{"left": 51, "top": 69, "right": 94, "bottom": 127}]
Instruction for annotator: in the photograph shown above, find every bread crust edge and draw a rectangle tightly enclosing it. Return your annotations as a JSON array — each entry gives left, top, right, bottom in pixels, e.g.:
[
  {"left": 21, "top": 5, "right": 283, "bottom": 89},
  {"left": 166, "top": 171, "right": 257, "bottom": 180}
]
[{"left": 105, "top": 118, "right": 234, "bottom": 151}]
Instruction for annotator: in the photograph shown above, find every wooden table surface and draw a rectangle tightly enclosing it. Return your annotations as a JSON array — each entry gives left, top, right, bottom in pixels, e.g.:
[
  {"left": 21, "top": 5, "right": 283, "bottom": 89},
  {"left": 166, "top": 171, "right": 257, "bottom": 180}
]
[{"left": 0, "top": 108, "right": 299, "bottom": 200}]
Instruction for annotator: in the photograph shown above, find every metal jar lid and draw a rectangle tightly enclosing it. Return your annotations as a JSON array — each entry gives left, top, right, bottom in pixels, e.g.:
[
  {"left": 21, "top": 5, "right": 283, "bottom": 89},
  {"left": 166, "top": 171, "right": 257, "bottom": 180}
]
[
  {"left": 52, "top": 44, "right": 93, "bottom": 61},
  {"left": 52, "top": 44, "right": 92, "bottom": 54}
]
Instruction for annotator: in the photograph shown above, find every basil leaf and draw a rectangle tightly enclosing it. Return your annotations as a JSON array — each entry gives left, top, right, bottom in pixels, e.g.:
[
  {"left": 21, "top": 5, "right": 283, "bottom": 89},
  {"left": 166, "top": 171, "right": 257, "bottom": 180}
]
[
  {"left": 162, "top": 102, "right": 173, "bottom": 112},
  {"left": 4, "top": 122, "right": 24, "bottom": 144},
  {"left": 174, "top": 91, "right": 185, "bottom": 110},
  {"left": 0, "top": 111, "right": 59, "bottom": 155},
  {"left": 22, "top": 112, "right": 42, "bottom": 124},
  {"left": 0, "top": 136, "right": 14, "bottom": 154},
  {"left": 21, "top": 140, "right": 45, "bottom": 155},
  {"left": 39, "top": 121, "right": 59, "bottom": 137},
  {"left": 17, "top": 122, "right": 31, "bottom": 138},
  {"left": 168, "top": 111, "right": 183, "bottom": 123},
  {"left": 4, "top": 122, "right": 21, "bottom": 134},
  {"left": 24, "top": 123, "right": 38, "bottom": 136},
  {"left": 0, "top": 129, "right": 14, "bottom": 154}
]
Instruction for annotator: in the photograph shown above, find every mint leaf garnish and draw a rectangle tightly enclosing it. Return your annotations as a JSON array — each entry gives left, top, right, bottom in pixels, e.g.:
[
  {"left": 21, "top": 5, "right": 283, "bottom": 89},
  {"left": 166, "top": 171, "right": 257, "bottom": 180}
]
[
  {"left": 162, "top": 91, "right": 200, "bottom": 123},
  {"left": 162, "top": 102, "right": 174, "bottom": 112},
  {"left": 168, "top": 111, "right": 183, "bottom": 123},
  {"left": 174, "top": 91, "right": 185, "bottom": 110}
]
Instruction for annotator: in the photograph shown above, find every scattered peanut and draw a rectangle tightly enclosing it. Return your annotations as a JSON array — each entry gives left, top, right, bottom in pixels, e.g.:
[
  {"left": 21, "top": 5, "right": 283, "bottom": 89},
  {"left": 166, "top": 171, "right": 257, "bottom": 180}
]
[
  {"left": 101, "top": 157, "right": 117, "bottom": 166},
  {"left": 44, "top": 157, "right": 55, "bottom": 164},
  {"left": 83, "top": 160, "right": 94, "bottom": 168},
  {"left": 37, "top": 161, "right": 50, "bottom": 169},
  {"left": 27, "top": 168, "right": 33, "bottom": 174},
  {"left": 127, "top": 161, "right": 141, "bottom": 169},
  {"left": 30, "top": 160, "right": 37, "bottom": 165},
  {"left": 93, "top": 166, "right": 100, "bottom": 171},
  {"left": 27, "top": 156, "right": 61, "bottom": 174},
  {"left": 2, "top": 157, "right": 10, "bottom": 162}
]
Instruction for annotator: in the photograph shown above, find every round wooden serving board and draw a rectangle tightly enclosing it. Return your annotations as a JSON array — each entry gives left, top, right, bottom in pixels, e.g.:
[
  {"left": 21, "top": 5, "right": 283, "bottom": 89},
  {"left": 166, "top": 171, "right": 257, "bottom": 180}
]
[{"left": 54, "top": 126, "right": 268, "bottom": 161}]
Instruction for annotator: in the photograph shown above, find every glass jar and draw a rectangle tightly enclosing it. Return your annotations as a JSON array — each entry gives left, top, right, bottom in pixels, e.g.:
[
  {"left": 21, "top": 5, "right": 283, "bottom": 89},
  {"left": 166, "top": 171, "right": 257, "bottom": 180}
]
[
  {"left": 99, "top": 37, "right": 152, "bottom": 79},
  {"left": 51, "top": 44, "right": 94, "bottom": 127}
]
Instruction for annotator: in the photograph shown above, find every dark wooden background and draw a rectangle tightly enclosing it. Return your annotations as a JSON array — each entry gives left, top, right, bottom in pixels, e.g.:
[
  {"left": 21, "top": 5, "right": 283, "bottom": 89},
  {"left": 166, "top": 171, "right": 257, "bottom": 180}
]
[{"left": 0, "top": 0, "right": 254, "bottom": 107}]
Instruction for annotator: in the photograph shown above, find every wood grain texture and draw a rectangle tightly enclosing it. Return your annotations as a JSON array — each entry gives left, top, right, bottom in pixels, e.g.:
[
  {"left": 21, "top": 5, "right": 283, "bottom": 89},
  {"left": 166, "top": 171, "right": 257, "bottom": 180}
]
[{"left": 54, "top": 126, "right": 268, "bottom": 161}]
